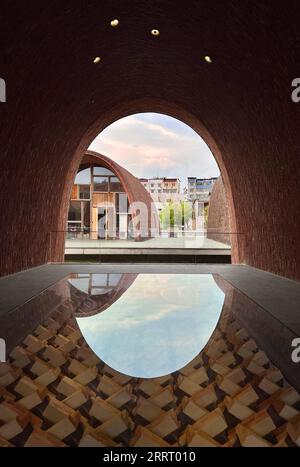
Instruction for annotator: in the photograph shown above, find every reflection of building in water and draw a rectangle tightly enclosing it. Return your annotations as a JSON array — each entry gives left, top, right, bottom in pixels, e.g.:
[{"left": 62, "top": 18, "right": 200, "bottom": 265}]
[
  {"left": 68, "top": 151, "right": 159, "bottom": 240},
  {"left": 68, "top": 273, "right": 138, "bottom": 317},
  {"left": 0, "top": 273, "right": 299, "bottom": 447}
]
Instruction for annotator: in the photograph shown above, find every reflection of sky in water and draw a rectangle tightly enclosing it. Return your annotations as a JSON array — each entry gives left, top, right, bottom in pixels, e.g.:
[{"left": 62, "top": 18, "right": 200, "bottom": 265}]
[{"left": 76, "top": 274, "right": 225, "bottom": 378}]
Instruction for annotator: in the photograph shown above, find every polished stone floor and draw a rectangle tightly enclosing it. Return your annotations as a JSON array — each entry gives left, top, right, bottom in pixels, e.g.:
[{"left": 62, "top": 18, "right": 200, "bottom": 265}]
[
  {"left": 0, "top": 264, "right": 299, "bottom": 447},
  {"left": 1, "top": 264, "right": 299, "bottom": 335}
]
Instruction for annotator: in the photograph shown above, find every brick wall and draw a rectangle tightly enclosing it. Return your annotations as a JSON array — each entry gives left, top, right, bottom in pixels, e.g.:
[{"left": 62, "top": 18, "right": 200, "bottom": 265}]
[
  {"left": 1, "top": 2, "right": 300, "bottom": 280},
  {"left": 207, "top": 177, "right": 231, "bottom": 246}
]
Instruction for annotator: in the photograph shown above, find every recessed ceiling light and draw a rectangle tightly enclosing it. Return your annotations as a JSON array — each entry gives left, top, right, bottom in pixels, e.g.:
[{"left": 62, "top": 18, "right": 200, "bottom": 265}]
[
  {"left": 93, "top": 56, "right": 101, "bottom": 64},
  {"left": 204, "top": 55, "right": 212, "bottom": 64},
  {"left": 151, "top": 29, "right": 160, "bottom": 36},
  {"left": 110, "top": 19, "right": 119, "bottom": 27}
]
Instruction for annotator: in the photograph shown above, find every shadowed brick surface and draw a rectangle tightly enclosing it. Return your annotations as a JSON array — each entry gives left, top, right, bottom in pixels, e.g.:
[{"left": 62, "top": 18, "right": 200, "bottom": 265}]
[
  {"left": 207, "top": 177, "right": 231, "bottom": 245},
  {"left": 1, "top": 1, "right": 300, "bottom": 279}
]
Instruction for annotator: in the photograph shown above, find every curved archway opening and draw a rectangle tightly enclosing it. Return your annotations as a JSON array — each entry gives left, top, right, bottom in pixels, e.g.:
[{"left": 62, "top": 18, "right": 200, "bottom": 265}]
[{"left": 59, "top": 100, "right": 239, "bottom": 263}]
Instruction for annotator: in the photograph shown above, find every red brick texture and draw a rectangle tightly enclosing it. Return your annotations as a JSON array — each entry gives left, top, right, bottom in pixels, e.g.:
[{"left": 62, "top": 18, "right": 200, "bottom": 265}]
[
  {"left": 207, "top": 177, "right": 231, "bottom": 246},
  {"left": 1, "top": 2, "right": 300, "bottom": 280}
]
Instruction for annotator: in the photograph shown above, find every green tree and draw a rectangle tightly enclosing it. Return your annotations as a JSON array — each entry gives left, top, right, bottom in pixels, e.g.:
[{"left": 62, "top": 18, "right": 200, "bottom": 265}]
[
  {"left": 204, "top": 204, "right": 209, "bottom": 227},
  {"left": 159, "top": 201, "right": 193, "bottom": 230}
]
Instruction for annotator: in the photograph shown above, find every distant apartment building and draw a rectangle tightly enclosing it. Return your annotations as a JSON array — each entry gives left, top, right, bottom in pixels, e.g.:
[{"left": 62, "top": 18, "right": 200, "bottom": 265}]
[
  {"left": 139, "top": 178, "right": 184, "bottom": 207},
  {"left": 187, "top": 177, "right": 218, "bottom": 204}
]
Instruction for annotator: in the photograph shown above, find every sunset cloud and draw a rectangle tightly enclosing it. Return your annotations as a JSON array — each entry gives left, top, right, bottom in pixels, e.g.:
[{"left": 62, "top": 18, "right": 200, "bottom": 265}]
[{"left": 89, "top": 113, "right": 220, "bottom": 188}]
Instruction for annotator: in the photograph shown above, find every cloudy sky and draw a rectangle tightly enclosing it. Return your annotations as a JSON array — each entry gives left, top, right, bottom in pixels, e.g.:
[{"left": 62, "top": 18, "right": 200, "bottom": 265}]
[
  {"left": 88, "top": 113, "right": 220, "bottom": 188},
  {"left": 76, "top": 274, "right": 224, "bottom": 378}
]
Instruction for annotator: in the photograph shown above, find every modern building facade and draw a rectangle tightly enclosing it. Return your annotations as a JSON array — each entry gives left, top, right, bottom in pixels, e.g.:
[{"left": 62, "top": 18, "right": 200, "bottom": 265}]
[
  {"left": 68, "top": 151, "right": 159, "bottom": 240},
  {"left": 187, "top": 177, "right": 218, "bottom": 203},
  {"left": 139, "top": 177, "right": 183, "bottom": 203}
]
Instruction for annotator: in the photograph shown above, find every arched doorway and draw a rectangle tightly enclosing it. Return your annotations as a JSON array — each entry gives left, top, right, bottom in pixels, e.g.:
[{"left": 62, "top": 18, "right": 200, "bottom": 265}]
[
  {"left": 52, "top": 99, "right": 240, "bottom": 265},
  {"left": 2, "top": 2, "right": 299, "bottom": 281}
]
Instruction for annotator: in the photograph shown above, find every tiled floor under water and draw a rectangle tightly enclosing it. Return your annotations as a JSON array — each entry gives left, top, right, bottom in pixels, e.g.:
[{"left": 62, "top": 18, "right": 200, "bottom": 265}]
[{"left": 0, "top": 272, "right": 299, "bottom": 447}]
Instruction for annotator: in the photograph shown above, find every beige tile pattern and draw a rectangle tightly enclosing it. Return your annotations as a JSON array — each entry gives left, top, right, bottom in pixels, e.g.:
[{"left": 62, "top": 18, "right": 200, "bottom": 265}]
[{"left": 0, "top": 301, "right": 299, "bottom": 447}]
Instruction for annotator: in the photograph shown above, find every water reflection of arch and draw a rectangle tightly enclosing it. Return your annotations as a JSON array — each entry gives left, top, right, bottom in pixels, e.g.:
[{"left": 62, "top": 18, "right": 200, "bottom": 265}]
[{"left": 68, "top": 273, "right": 138, "bottom": 317}]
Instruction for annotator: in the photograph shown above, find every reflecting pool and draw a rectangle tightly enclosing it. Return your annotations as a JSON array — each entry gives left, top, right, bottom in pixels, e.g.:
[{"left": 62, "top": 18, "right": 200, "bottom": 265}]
[
  {"left": 75, "top": 274, "right": 225, "bottom": 378},
  {"left": 1, "top": 269, "right": 299, "bottom": 447}
]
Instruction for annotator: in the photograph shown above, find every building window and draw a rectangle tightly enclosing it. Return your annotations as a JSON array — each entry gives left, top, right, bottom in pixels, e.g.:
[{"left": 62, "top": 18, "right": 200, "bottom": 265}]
[
  {"left": 116, "top": 193, "right": 128, "bottom": 213},
  {"left": 94, "top": 176, "right": 109, "bottom": 192},
  {"left": 110, "top": 176, "right": 123, "bottom": 192},
  {"left": 75, "top": 167, "right": 91, "bottom": 184},
  {"left": 79, "top": 185, "right": 90, "bottom": 199},
  {"left": 68, "top": 201, "right": 81, "bottom": 221},
  {"left": 82, "top": 201, "right": 90, "bottom": 227},
  {"left": 93, "top": 166, "right": 114, "bottom": 176}
]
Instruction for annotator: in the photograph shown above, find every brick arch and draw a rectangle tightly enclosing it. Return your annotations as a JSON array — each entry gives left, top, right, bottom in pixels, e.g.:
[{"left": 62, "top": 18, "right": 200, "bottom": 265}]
[
  {"left": 77, "top": 150, "right": 160, "bottom": 239},
  {"left": 81, "top": 150, "right": 157, "bottom": 217},
  {"left": 1, "top": 2, "right": 300, "bottom": 280},
  {"left": 58, "top": 99, "right": 239, "bottom": 265}
]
